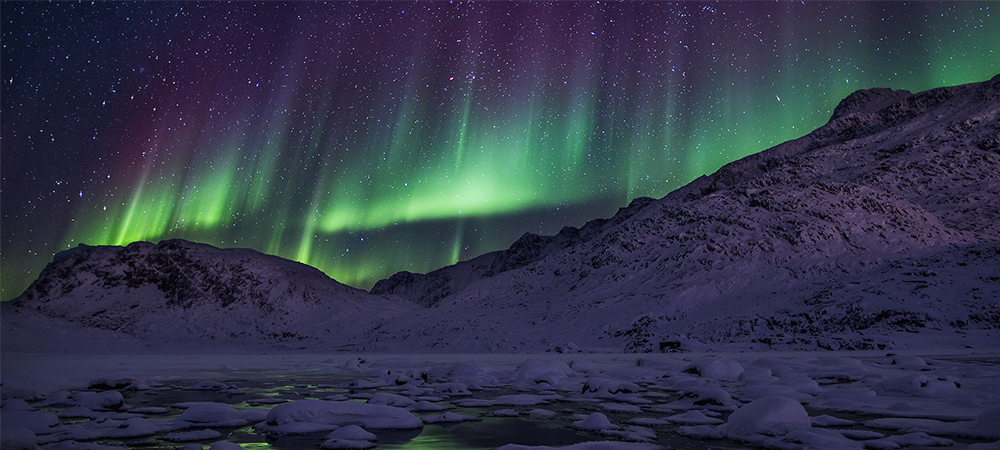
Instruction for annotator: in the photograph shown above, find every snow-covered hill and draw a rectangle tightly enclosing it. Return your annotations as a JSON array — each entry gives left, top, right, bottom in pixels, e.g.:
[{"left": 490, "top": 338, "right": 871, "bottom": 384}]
[
  {"left": 4, "top": 74, "right": 998, "bottom": 352},
  {"left": 2, "top": 239, "right": 417, "bottom": 350}
]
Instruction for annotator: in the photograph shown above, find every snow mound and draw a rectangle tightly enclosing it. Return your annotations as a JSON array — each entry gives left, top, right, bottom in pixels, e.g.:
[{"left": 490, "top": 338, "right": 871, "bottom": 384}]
[
  {"left": 515, "top": 360, "right": 576, "bottom": 386},
  {"left": 685, "top": 357, "right": 744, "bottom": 381},
  {"left": 572, "top": 412, "right": 620, "bottom": 431},
  {"left": 258, "top": 400, "right": 423, "bottom": 435},
  {"left": 718, "top": 396, "right": 810, "bottom": 442},
  {"left": 366, "top": 392, "right": 415, "bottom": 408},
  {"left": 177, "top": 402, "right": 253, "bottom": 427}
]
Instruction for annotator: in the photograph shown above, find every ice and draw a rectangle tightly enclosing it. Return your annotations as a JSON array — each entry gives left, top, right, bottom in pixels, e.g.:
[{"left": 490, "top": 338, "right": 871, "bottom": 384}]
[
  {"left": 529, "top": 408, "right": 557, "bottom": 419},
  {"left": 57, "top": 406, "right": 99, "bottom": 419},
  {"left": 884, "top": 432, "right": 954, "bottom": 447},
  {"left": 515, "top": 359, "right": 576, "bottom": 386},
  {"left": 176, "top": 402, "right": 254, "bottom": 427},
  {"left": 762, "top": 428, "right": 864, "bottom": 450},
  {"left": 666, "top": 409, "right": 725, "bottom": 425},
  {"left": 186, "top": 380, "right": 231, "bottom": 390},
  {"left": 684, "top": 356, "right": 744, "bottom": 381},
  {"left": 493, "top": 408, "right": 519, "bottom": 417},
  {"left": 0, "top": 426, "right": 36, "bottom": 450},
  {"left": 873, "top": 374, "right": 962, "bottom": 398},
  {"left": 1, "top": 399, "right": 33, "bottom": 411},
  {"left": 442, "top": 361, "right": 500, "bottom": 388},
  {"left": 452, "top": 398, "right": 493, "bottom": 407},
  {"left": 63, "top": 416, "right": 161, "bottom": 440},
  {"left": 580, "top": 378, "right": 641, "bottom": 397},
  {"left": 88, "top": 378, "right": 151, "bottom": 391},
  {"left": 839, "top": 429, "right": 884, "bottom": 439},
  {"left": 422, "top": 411, "right": 481, "bottom": 423},
  {"left": 867, "top": 406, "right": 1000, "bottom": 439},
  {"left": 407, "top": 400, "right": 450, "bottom": 411},
  {"left": 1, "top": 410, "right": 64, "bottom": 435},
  {"left": 692, "top": 388, "right": 737, "bottom": 408},
  {"left": 628, "top": 417, "right": 670, "bottom": 426},
  {"left": 366, "top": 392, "right": 415, "bottom": 408},
  {"left": 71, "top": 391, "right": 127, "bottom": 411},
  {"left": 325, "top": 424, "right": 378, "bottom": 441},
  {"left": 493, "top": 394, "right": 557, "bottom": 406},
  {"left": 257, "top": 399, "right": 423, "bottom": 435},
  {"left": 888, "top": 355, "right": 929, "bottom": 369},
  {"left": 320, "top": 424, "right": 379, "bottom": 449},
  {"left": 971, "top": 407, "right": 1000, "bottom": 439},
  {"left": 3, "top": 351, "right": 1000, "bottom": 448},
  {"left": 572, "top": 412, "right": 620, "bottom": 431},
  {"left": 717, "top": 396, "right": 811, "bottom": 442},
  {"left": 811, "top": 414, "right": 855, "bottom": 427},
  {"left": 432, "top": 382, "right": 473, "bottom": 396}
]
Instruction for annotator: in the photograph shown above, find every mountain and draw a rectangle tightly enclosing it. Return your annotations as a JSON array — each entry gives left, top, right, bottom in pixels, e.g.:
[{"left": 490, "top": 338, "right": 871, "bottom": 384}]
[
  {"left": 2, "top": 239, "right": 417, "bottom": 350},
  {"left": 4, "top": 74, "right": 999, "bottom": 352},
  {"left": 365, "top": 74, "right": 1000, "bottom": 352}
]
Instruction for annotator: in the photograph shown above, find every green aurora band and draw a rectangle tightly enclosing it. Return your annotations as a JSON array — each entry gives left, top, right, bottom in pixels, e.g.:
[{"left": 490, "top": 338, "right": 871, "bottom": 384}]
[{"left": 1, "top": 2, "right": 997, "bottom": 299}]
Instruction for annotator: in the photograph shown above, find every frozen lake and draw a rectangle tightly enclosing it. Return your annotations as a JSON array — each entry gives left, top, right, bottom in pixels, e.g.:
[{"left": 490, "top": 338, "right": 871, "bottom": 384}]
[{"left": 2, "top": 351, "right": 999, "bottom": 449}]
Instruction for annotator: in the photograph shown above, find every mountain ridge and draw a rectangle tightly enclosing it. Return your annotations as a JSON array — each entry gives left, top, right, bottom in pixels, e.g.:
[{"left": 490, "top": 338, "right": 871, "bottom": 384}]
[{"left": 4, "top": 74, "right": 998, "bottom": 352}]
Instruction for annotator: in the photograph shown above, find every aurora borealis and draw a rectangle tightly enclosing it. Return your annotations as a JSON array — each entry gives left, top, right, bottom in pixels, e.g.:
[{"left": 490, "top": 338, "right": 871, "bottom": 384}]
[{"left": 2, "top": 2, "right": 997, "bottom": 300}]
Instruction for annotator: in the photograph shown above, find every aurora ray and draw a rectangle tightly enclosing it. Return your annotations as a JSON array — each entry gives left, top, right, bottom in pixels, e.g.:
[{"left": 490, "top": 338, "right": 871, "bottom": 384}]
[{"left": 2, "top": 1, "right": 998, "bottom": 299}]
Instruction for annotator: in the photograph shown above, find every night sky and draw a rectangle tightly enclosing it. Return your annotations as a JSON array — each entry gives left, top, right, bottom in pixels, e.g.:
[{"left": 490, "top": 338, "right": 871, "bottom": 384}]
[{"left": 2, "top": 2, "right": 997, "bottom": 300}]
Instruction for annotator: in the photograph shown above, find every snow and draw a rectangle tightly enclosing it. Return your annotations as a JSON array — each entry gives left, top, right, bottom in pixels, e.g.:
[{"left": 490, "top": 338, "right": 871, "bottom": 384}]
[
  {"left": 493, "top": 394, "right": 556, "bottom": 406},
  {"left": 717, "top": 396, "right": 811, "bottom": 441},
  {"left": 2, "top": 77, "right": 1000, "bottom": 449},
  {"left": 2, "top": 351, "right": 1000, "bottom": 448},
  {"left": 324, "top": 424, "right": 378, "bottom": 441},
  {"left": 175, "top": 402, "right": 255, "bottom": 427},
  {"left": 320, "top": 424, "right": 378, "bottom": 449},
  {"left": 666, "top": 409, "right": 725, "bottom": 425},
  {"left": 366, "top": 392, "right": 415, "bottom": 408},
  {"left": 572, "top": 412, "right": 620, "bottom": 431},
  {"left": 685, "top": 356, "right": 744, "bottom": 381},
  {"left": 1, "top": 410, "right": 64, "bottom": 435},
  {"left": 0, "top": 426, "right": 37, "bottom": 450},
  {"left": 257, "top": 399, "right": 423, "bottom": 435}
]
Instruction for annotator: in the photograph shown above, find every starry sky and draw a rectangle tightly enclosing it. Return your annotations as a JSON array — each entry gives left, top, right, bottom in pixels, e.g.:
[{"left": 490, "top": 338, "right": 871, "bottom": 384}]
[{"left": 2, "top": 2, "right": 997, "bottom": 300}]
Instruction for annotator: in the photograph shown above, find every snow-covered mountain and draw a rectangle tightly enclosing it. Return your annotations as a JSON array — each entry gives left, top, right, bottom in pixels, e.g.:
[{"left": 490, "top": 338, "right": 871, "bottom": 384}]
[
  {"left": 3, "top": 239, "right": 417, "bottom": 350},
  {"left": 4, "top": 74, "right": 999, "bottom": 352}
]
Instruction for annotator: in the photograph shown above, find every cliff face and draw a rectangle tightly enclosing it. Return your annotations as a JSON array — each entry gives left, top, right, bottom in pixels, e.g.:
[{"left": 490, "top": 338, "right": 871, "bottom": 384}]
[{"left": 5, "top": 75, "right": 999, "bottom": 352}]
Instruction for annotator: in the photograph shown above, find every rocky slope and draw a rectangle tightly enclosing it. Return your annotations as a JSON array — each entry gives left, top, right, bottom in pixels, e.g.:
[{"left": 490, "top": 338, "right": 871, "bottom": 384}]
[
  {"left": 3, "top": 239, "right": 416, "bottom": 349},
  {"left": 364, "top": 74, "right": 1000, "bottom": 351},
  {"left": 4, "top": 74, "right": 998, "bottom": 352}
]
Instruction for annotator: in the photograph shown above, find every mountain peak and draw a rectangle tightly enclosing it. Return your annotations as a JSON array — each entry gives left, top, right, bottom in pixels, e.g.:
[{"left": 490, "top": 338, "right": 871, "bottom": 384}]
[
  {"left": 830, "top": 87, "right": 912, "bottom": 120},
  {"left": 5, "top": 75, "right": 999, "bottom": 352}
]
